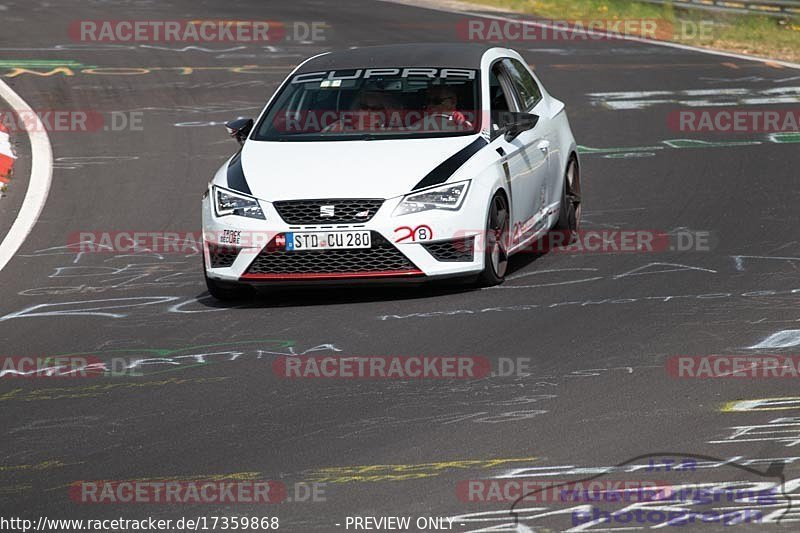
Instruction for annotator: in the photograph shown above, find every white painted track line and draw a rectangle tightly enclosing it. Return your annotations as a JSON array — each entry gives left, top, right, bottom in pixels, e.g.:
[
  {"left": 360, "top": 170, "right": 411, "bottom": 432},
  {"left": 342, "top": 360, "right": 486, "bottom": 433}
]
[{"left": 0, "top": 79, "right": 54, "bottom": 272}]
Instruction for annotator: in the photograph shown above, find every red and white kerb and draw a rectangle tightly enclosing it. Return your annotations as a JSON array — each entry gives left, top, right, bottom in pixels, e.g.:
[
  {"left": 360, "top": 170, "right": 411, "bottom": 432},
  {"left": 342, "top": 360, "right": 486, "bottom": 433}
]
[{"left": 0, "top": 124, "right": 15, "bottom": 184}]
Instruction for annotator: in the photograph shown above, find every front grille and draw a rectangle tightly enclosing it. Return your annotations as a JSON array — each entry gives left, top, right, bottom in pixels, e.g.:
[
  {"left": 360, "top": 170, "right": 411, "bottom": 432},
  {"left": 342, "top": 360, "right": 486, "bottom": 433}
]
[
  {"left": 423, "top": 237, "right": 476, "bottom": 262},
  {"left": 245, "top": 232, "right": 419, "bottom": 276},
  {"left": 207, "top": 242, "right": 240, "bottom": 268},
  {"left": 273, "top": 199, "right": 383, "bottom": 224}
]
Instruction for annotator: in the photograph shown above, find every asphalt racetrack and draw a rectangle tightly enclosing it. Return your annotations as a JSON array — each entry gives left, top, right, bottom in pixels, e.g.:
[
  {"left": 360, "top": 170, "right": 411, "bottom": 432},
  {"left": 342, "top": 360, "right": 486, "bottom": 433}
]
[{"left": 1, "top": 1, "right": 799, "bottom": 531}]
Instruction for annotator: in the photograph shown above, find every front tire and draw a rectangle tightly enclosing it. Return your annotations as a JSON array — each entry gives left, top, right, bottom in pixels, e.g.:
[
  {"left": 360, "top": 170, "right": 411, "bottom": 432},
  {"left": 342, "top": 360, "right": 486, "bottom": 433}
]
[
  {"left": 554, "top": 156, "right": 582, "bottom": 243},
  {"left": 477, "top": 192, "right": 510, "bottom": 287}
]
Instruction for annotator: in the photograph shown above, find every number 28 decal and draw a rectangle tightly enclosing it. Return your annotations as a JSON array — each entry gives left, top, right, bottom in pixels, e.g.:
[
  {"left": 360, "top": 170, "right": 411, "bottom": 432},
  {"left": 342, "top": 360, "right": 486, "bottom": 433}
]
[{"left": 394, "top": 225, "right": 433, "bottom": 243}]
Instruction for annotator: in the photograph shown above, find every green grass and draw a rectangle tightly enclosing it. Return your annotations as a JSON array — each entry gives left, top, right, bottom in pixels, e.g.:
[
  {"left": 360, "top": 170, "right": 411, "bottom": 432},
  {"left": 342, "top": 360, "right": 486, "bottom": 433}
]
[{"left": 463, "top": 0, "right": 800, "bottom": 62}]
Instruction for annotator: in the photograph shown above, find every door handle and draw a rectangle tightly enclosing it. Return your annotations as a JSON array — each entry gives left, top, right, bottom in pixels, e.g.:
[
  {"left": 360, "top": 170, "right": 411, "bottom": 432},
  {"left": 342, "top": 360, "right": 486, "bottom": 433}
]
[{"left": 537, "top": 140, "right": 551, "bottom": 154}]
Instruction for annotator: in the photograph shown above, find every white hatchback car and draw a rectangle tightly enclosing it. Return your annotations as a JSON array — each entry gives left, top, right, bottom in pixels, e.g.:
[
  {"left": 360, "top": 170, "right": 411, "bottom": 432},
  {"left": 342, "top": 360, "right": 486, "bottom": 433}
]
[{"left": 201, "top": 43, "right": 581, "bottom": 299}]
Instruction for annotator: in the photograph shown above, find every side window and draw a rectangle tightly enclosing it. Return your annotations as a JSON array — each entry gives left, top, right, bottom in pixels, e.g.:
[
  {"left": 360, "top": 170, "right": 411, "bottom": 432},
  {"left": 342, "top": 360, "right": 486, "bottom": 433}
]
[
  {"left": 503, "top": 59, "right": 542, "bottom": 111},
  {"left": 489, "top": 65, "right": 512, "bottom": 113},
  {"left": 489, "top": 63, "right": 517, "bottom": 135}
]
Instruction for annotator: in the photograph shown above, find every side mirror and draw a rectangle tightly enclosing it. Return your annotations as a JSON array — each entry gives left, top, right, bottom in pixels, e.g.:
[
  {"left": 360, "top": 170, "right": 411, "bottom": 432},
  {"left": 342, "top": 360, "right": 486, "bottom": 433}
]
[
  {"left": 225, "top": 118, "right": 254, "bottom": 146},
  {"left": 499, "top": 112, "right": 539, "bottom": 142}
]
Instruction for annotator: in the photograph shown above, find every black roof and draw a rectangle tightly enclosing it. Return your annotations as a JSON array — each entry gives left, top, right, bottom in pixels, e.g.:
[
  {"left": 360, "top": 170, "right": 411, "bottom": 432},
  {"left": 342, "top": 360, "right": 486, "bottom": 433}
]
[{"left": 295, "top": 43, "right": 497, "bottom": 73}]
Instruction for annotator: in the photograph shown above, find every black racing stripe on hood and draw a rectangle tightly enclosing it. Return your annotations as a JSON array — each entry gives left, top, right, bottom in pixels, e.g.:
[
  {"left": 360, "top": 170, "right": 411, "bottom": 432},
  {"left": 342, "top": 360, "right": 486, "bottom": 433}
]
[
  {"left": 412, "top": 137, "right": 488, "bottom": 191},
  {"left": 226, "top": 151, "right": 252, "bottom": 195}
]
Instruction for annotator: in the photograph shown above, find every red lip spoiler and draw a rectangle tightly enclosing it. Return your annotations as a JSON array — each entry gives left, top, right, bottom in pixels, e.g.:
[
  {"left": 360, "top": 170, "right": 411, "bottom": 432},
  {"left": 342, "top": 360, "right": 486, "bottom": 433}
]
[{"left": 241, "top": 269, "right": 423, "bottom": 280}]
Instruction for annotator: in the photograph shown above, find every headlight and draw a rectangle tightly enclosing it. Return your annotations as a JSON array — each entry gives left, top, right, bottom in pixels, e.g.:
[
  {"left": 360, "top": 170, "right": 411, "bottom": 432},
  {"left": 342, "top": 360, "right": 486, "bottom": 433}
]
[
  {"left": 213, "top": 186, "right": 265, "bottom": 219},
  {"left": 393, "top": 180, "right": 470, "bottom": 216}
]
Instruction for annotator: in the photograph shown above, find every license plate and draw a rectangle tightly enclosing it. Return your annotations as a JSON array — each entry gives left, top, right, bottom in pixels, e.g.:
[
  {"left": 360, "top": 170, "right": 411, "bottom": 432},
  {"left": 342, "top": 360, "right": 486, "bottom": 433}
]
[{"left": 285, "top": 231, "right": 371, "bottom": 251}]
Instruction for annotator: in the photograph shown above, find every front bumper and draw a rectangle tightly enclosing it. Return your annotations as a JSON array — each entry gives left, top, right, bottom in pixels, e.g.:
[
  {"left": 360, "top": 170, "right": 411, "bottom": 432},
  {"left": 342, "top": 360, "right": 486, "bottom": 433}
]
[{"left": 201, "top": 189, "right": 487, "bottom": 284}]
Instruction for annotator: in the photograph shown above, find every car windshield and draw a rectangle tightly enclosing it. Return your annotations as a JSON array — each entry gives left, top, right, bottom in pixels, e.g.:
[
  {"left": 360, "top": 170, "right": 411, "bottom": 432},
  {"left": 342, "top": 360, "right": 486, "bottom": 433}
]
[{"left": 253, "top": 67, "right": 481, "bottom": 141}]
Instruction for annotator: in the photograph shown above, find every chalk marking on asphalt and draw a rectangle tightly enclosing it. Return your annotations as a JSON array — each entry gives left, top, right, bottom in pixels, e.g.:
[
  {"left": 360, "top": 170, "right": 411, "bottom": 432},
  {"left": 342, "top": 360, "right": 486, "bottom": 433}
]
[
  {"left": 307, "top": 457, "right": 538, "bottom": 484},
  {"left": 722, "top": 397, "right": 800, "bottom": 412},
  {"left": 378, "top": 287, "right": 800, "bottom": 321},
  {"left": 0, "top": 78, "right": 53, "bottom": 272},
  {"left": 749, "top": 330, "right": 800, "bottom": 349},
  {"left": 0, "top": 460, "right": 81, "bottom": 472},
  {"left": 45, "top": 471, "right": 263, "bottom": 492},
  {"left": 613, "top": 262, "right": 717, "bottom": 279},
  {"left": 381, "top": 0, "right": 800, "bottom": 71},
  {"left": 0, "top": 377, "right": 229, "bottom": 402},
  {"left": 0, "top": 485, "right": 32, "bottom": 495}
]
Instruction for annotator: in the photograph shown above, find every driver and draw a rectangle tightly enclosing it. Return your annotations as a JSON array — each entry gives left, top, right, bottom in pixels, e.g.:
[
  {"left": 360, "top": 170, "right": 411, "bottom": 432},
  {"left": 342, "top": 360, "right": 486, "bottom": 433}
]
[{"left": 424, "top": 85, "right": 471, "bottom": 130}]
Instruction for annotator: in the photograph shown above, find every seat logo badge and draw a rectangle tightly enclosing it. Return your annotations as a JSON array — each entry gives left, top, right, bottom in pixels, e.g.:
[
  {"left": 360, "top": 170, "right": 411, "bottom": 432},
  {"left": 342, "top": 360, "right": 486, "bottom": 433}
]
[
  {"left": 320, "top": 205, "right": 335, "bottom": 217},
  {"left": 355, "top": 210, "right": 370, "bottom": 219}
]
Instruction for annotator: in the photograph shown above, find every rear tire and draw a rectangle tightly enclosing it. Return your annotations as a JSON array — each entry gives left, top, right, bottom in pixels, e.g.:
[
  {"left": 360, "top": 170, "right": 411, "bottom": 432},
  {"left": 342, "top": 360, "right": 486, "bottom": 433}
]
[
  {"left": 554, "top": 156, "right": 582, "bottom": 244},
  {"left": 477, "top": 192, "right": 510, "bottom": 287}
]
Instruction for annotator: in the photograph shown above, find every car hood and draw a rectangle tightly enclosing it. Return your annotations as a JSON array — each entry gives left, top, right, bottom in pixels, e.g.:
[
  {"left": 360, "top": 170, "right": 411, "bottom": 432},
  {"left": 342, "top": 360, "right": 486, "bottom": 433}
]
[{"left": 239, "top": 135, "right": 480, "bottom": 201}]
